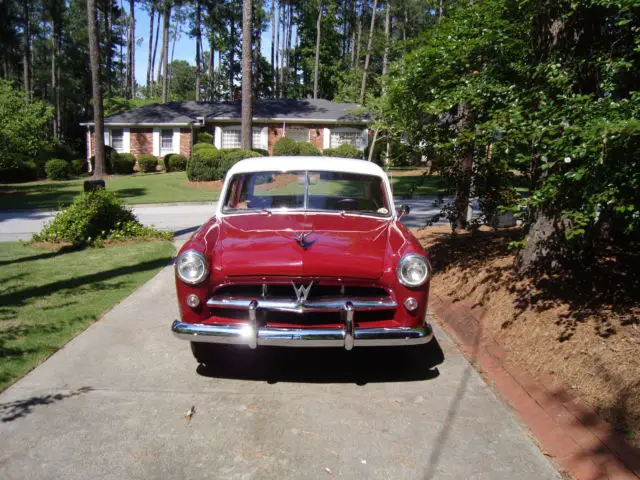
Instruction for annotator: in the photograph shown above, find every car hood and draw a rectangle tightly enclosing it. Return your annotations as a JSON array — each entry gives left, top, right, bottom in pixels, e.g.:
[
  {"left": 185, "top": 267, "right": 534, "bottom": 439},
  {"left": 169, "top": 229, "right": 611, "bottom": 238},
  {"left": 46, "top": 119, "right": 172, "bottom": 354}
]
[{"left": 218, "top": 213, "right": 390, "bottom": 279}]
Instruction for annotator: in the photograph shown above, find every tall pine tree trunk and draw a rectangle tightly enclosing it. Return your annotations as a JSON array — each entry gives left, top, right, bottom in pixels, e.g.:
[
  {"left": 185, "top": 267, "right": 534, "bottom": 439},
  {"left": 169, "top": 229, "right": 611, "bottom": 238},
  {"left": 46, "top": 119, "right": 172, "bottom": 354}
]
[
  {"left": 312, "top": 1, "right": 322, "bottom": 99},
  {"left": 161, "top": 4, "right": 171, "bottom": 102},
  {"left": 278, "top": 3, "right": 284, "bottom": 98},
  {"left": 241, "top": 0, "right": 252, "bottom": 149},
  {"left": 359, "top": 0, "right": 378, "bottom": 104},
  {"left": 382, "top": 0, "right": 391, "bottom": 165},
  {"left": 355, "top": 0, "right": 363, "bottom": 68},
  {"left": 22, "top": 0, "right": 30, "bottom": 94},
  {"left": 274, "top": 3, "right": 280, "bottom": 97},
  {"left": 128, "top": 0, "right": 135, "bottom": 98},
  {"left": 229, "top": 10, "right": 235, "bottom": 100},
  {"left": 152, "top": 11, "right": 162, "bottom": 91},
  {"left": 146, "top": 7, "right": 154, "bottom": 89},
  {"left": 51, "top": 11, "right": 61, "bottom": 139},
  {"left": 105, "top": 0, "right": 113, "bottom": 95},
  {"left": 195, "top": 0, "right": 202, "bottom": 101},
  {"left": 87, "top": 0, "right": 106, "bottom": 179},
  {"left": 270, "top": 0, "right": 276, "bottom": 96}
]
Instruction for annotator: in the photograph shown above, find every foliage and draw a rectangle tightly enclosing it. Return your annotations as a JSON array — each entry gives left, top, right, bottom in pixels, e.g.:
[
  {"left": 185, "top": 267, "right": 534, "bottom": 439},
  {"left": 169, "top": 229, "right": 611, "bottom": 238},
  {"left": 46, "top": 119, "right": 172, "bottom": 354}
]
[
  {"left": 137, "top": 154, "right": 158, "bottom": 173},
  {"left": 0, "top": 80, "right": 53, "bottom": 175},
  {"left": 273, "top": 137, "right": 300, "bottom": 156},
  {"left": 187, "top": 148, "right": 223, "bottom": 181},
  {"left": 168, "top": 154, "right": 188, "bottom": 172},
  {"left": 197, "top": 131, "right": 214, "bottom": 144},
  {"left": 192, "top": 142, "right": 217, "bottom": 153},
  {"left": 219, "top": 149, "right": 262, "bottom": 177},
  {"left": 252, "top": 148, "right": 269, "bottom": 157},
  {"left": 45, "top": 159, "right": 71, "bottom": 180},
  {"left": 70, "top": 159, "right": 87, "bottom": 176},
  {"left": 0, "top": 159, "right": 38, "bottom": 184},
  {"left": 298, "top": 142, "right": 322, "bottom": 156},
  {"left": 323, "top": 144, "right": 362, "bottom": 159},
  {"left": 112, "top": 153, "right": 135, "bottom": 175},
  {"left": 32, "top": 189, "right": 170, "bottom": 246}
]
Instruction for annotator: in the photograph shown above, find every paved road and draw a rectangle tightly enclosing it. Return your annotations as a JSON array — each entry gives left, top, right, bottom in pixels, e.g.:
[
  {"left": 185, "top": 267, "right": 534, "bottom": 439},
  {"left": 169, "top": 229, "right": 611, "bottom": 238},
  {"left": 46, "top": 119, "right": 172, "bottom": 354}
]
[
  {"left": 0, "top": 244, "right": 559, "bottom": 479},
  {"left": 0, "top": 198, "right": 469, "bottom": 242}
]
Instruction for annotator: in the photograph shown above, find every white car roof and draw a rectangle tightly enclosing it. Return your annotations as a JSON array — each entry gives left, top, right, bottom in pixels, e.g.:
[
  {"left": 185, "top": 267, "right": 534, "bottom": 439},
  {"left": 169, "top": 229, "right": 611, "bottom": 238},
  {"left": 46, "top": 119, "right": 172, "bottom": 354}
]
[{"left": 227, "top": 156, "right": 387, "bottom": 177}]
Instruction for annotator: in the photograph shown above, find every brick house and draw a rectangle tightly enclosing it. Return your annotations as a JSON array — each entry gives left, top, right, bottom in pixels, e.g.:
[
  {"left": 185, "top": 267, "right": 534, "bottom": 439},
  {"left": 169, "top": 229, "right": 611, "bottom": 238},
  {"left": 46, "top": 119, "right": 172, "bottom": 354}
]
[{"left": 83, "top": 99, "right": 370, "bottom": 163}]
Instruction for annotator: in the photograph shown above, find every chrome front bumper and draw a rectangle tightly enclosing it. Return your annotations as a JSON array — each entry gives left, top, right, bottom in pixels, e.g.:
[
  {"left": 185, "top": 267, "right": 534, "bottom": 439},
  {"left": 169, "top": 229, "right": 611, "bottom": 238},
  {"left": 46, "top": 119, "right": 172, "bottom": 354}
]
[{"left": 173, "top": 297, "right": 433, "bottom": 350}]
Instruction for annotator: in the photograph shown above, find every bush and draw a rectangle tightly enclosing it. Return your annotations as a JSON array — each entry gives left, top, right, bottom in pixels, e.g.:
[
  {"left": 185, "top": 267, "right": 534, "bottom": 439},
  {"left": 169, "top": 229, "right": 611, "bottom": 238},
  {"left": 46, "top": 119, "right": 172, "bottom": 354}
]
[
  {"left": 0, "top": 159, "right": 38, "bottom": 183},
  {"left": 38, "top": 142, "right": 78, "bottom": 162},
  {"left": 323, "top": 144, "right": 362, "bottom": 159},
  {"left": 89, "top": 146, "right": 118, "bottom": 175},
  {"left": 273, "top": 137, "right": 300, "bottom": 155},
  {"left": 297, "top": 142, "right": 321, "bottom": 156},
  {"left": 113, "top": 153, "right": 136, "bottom": 174},
  {"left": 45, "top": 159, "right": 71, "bottom": 180},
  {"left": 168, "top": 154, "right": 188, "bottom": 171},
  {"left": 197, "top": 132, "right": 214, "bottom": 144},
  {"left": 33, "top": 189, "right": 171, "bottom": 246},
  {"left": 187, "top": 148, "right": 223, "bottom": 181},
  {"left": 218, "top": 149, "right": 262, "bottom": 179},
  {"left": 192, "top": 142, "right": 216, "bottom": 154},
  {"left": 137, "top": 154, "right": 158, "bottom": 173},
  {"left": 252, "top": 148, "right": 269, "bottom": 156},
  {"left": 70, "top": 159, "right": 88, "bottom": 176}
]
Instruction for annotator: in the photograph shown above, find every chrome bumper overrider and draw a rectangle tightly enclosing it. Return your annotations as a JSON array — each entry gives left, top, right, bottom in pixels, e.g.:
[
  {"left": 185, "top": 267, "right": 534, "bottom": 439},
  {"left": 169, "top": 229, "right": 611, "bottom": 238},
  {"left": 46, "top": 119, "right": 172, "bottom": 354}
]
[{"left": 172, "top": 297, "right": 433, "bottom": 349}]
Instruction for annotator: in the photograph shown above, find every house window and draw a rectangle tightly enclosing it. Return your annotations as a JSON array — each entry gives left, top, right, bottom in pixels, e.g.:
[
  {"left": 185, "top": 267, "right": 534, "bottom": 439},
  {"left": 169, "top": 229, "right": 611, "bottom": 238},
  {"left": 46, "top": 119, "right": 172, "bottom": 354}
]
[
  {"left": 160, "top": 129, "right": 174, "bottom": 155},
  {"left": 221, "top": 128, "right": 241, "bottom": 149},
  {"left": 252, "top": 127, "right": 264, "bottom": 149},
  {"left": 285, "top": 127, "right": 310, "bottom": 143},
  {"left": 111, "top": 129, "right": 124, "bottom": 152},
  {"left": 330, "top": 130, "right": 362, "bottom": 149}
]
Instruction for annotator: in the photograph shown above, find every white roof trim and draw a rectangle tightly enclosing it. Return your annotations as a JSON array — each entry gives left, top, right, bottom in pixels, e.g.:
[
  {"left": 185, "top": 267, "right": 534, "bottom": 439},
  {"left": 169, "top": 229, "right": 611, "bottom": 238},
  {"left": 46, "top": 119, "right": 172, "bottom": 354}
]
[
  {"left": 207, "top": 118, "right": 368, "bottom": 125},
  {"left": 216, "top": 156, "right": 396, "bottom": 218},
  {"left": 80, "top": 122, "right": 191, "bottom": 127}
]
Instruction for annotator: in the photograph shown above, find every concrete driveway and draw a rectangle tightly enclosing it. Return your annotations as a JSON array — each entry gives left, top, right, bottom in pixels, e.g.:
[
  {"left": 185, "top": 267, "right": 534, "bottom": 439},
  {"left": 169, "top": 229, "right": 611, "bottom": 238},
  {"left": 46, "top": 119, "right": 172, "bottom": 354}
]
[
  {"left": 0, "top": 249, "right": 559, "bottom": 479},
  {"left": 0, "top": 197, "right": 472, "bottom": 242}
]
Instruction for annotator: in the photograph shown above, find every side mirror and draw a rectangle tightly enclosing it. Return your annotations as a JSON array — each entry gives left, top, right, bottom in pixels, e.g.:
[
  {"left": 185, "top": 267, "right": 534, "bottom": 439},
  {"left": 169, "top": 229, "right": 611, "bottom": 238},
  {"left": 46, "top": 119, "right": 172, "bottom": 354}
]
[{"left": 398, "top": 204, "right": 410, "bottom": 217}]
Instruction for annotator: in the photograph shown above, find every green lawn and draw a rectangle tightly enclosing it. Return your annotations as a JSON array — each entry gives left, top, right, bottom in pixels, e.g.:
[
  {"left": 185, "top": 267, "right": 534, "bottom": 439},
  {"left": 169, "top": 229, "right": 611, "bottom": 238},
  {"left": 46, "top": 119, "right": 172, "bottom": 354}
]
[
  {"left": 0, "top": 172, "right": 220, "bottom": 210},
  {"left": 390, "top": 173, "right": 447, "bottom": 198},
  {"left": 0, "top": 241, "right": 175, "bottom": 390}
]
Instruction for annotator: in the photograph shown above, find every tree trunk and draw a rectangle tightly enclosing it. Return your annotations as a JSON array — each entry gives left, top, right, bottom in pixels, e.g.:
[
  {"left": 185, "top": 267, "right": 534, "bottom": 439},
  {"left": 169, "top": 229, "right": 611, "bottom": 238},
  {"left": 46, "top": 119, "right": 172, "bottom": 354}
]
[
  {"left": 454, "top": 102, "right": 474, "bottom": 230},
  {"left": 359, "top": 0, "right": 378, "bottom": 104},
  {"left": 146, "top": 7, "right": 154, "bottom": 89},
  {"left": 252, "top": 0, "right": 261, "bottom": 98},
  {"left": 274, "top": 2, "right": 279, "bottom": 97},
  {"left": 128, "top": 0, "right": 135, "bottom": 98},
  {"left": 439, "top": 0, "right": 443, "bottom": 22},
  {"left": 312, "top": 1, "right": 322, "bottom": 99},
  {"left": 152, "top": 11, "right": 162, "bottom": 91},
  {"left": 355, "top": 0, "right": 363, "bottom": 68},
  {"left": 270, "top": 0, "right": 276, "bottom": 95},
  {"left": 195, "top": 0, "right": 202, "bottom": 101},
  {"left": 241, "top": 0, "right": 252, "bottom": 149},
  {"left": 167, "top": 21, "right": 178, "bottom": 95},
  {"left": 278, "top": 2, "right": 284, "bottom": 98},
  {"left": 22, "top": 0, "right": 30, "bottom": 94},
  {"left": 51, "top": 9, "right": 61, "bottom": 139},
  {"left": 161, "top": 4, "right": 171, "bottom": 102},
  {"left": 368, "top": 130, "right": 378, "bottom": 162},
  {"left": 105, "top": 0, "right": 112, "bottom": 95},
  {"left": 229, "top": 9, "right": 235, "bottom": 100},
  {"left": 382, "top": 1, "right": 391, "bottom": 166},
  {"left": 403, "top": 1, "right": 407, "bottom": 41},
  {"left": 284, "top": 3, "right": 292, "bottom": 96},
  {"left": 87, "top": 0, "right": 106, "bottom": 179}
]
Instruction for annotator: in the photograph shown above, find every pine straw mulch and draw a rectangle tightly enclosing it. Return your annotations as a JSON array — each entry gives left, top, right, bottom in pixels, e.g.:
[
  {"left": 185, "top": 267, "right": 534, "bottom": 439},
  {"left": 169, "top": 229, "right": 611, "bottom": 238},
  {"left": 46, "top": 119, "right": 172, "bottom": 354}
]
[
  {"left": 182, "top": 179, "right": 223, "bottom": 190},
  {"left": 416, "top": 225, "right": 640, "bottom": 446}
]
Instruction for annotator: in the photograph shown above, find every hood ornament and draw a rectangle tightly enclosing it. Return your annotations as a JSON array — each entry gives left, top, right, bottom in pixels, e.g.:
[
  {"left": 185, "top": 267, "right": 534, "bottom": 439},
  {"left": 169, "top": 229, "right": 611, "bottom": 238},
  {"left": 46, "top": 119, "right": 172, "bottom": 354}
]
[
  {"left": 294, "top": 231, "right": 316, "bottom": 250},
  {"left": 292, "top": 282, "right": 313, "bottom": 304}
]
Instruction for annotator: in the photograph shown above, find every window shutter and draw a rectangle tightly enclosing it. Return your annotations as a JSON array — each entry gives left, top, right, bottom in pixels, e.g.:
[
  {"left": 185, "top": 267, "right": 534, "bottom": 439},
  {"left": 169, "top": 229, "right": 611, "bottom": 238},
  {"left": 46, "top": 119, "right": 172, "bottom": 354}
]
[
  {"left": 123, "top": 128, "right": 130, "bottom": 153},
  {"left": 214, "top": 126, "right": 222, "bottom": 149},
  {"left": 173, "top": 128, "right": 181, "bottom": 154},
  {"left": 153, "top": 128, "right": 160, "bottom": 156},
  {"left": 323, "top": 128, "right": 331, "bottom": 149},
  {"left": 261, "top": 127, "right": 268, "bottom": 150}
]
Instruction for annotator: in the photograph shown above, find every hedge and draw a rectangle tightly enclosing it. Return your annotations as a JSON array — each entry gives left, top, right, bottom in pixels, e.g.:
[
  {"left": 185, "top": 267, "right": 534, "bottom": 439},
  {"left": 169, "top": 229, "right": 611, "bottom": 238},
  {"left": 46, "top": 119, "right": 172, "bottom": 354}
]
[
  {"left": 297, "top": 142, "right": 321, "bottom": 156},
  {"left": 45, "top": 159, "right": 71, "bottom": 180},
  {"left": 272, "top": 137, "right": 299, "bottom": 155},
  {"left": 192, "top": 142, "right": 216, "bottom": 154},
  {"left": 113, "top": 153, "right": 136, "bottom": 174},
  {"left": 137, "top": 154, "right": 157, "bottom": 173},
  {"left": 70, "top": 159, "right": 88, "bottom": 176},
  {"left": 0, "top": 159, "right": 38, "bottom": 183},
  {"left": 168, "top": 154, "right": 188, "bottom": 172},
  {"left": 90, "top": 146, "right": 119, "bottom": 175},
  {"left": 323, "top": 144, "right": 362, "bottom": 159},
  {"left": 187, "top": 148, "right": 223, "bottom": 181},
  {"left": 252, "top": 148, "right": 269, "bottom": 156},
  {"left": 197, "top": 132, "right": 214, "bottom": 144}
]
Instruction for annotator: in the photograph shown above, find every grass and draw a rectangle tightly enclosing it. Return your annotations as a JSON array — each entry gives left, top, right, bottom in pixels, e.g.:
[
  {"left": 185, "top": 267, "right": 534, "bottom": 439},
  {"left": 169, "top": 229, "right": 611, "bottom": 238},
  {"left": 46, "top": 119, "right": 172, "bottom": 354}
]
[
  {"left": 0, "top": 240, "right": 175, "bottom": 390},
  {"left": 0, "top": 172, "right": 220, "bottom": 210},
  {"left": 390, "top": 173, "right": 447, "bottom": 198}
]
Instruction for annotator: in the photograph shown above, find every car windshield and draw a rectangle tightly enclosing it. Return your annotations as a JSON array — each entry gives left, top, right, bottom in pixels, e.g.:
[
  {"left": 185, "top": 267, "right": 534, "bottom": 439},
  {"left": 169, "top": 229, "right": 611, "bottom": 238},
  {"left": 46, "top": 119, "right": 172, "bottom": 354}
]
[{"left": 222, "top": 170, "right": 391, "bottom": 216}]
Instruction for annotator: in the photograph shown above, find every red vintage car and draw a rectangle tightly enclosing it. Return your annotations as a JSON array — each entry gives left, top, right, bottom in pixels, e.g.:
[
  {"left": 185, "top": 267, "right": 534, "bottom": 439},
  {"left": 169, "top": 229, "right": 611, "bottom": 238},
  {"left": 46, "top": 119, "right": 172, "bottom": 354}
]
[{"left": 171, "top": 156, "right": 434, "bottom": 363}]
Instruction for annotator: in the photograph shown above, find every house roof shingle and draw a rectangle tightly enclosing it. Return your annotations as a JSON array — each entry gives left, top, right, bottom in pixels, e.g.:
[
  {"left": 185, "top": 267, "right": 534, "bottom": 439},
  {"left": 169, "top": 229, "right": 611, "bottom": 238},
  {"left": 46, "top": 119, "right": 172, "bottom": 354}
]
[{"left": 98, "top": 99, "right": 368, "bottom": 126}]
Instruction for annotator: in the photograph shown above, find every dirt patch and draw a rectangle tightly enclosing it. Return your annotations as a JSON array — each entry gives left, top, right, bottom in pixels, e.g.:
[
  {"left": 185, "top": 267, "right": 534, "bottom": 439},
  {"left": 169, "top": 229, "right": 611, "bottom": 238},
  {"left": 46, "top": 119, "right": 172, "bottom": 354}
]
[
  {"left": 388, "top": 168, "right": 429, "bottom": 177},
  {"left": 182, "top": 179, "right": 223, "bottom": 190},
  {"left": 417, "top": 225, "right": 640, "bottom": 446}
]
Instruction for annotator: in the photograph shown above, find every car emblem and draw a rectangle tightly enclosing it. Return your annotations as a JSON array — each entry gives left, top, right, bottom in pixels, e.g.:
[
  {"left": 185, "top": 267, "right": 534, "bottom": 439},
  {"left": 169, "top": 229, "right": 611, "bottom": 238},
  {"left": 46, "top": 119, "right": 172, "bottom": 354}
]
[
  {"left": 292, "top": 281, "right": 313, "bottom": 304},
  {"left": 294, "top": 231, "right": 316, "bottom": 250}
]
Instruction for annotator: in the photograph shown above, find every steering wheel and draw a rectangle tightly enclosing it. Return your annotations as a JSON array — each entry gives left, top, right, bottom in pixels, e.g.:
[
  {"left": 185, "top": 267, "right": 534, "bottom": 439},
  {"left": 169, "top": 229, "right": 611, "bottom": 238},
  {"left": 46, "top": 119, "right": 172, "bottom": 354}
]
[{"left": 334, "top": 198, "right": 359, "bottom": 210}]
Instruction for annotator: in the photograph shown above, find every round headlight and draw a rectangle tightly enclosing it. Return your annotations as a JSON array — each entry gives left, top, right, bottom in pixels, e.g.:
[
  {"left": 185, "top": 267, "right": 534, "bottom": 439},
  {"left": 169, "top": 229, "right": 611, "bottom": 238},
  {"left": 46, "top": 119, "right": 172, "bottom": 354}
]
[
  {"left": 176, "top": 250, "right": 209, "bottom": 285},
  {"left": 397, "top": 254, "right": 429, "bottom": 287}
]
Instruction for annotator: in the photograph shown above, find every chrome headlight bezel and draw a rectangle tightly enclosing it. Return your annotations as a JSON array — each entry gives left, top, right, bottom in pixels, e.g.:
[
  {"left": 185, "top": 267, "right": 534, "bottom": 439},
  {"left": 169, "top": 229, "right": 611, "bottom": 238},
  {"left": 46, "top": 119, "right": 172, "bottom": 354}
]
[
  {"left": 176, "top": 249, "right": 209, "bottom": 285},
  {"left": 396, "top": 253, "right": 430, "bottom": 288}
]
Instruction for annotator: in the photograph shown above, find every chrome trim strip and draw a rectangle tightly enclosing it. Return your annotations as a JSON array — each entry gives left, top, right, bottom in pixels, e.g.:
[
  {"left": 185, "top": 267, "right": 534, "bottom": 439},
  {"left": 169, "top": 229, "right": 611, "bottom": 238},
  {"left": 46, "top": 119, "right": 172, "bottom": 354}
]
[
  {"left": 247, "top": 300, "right": 258, "bottom": 349},
  {"left": 344, "top": 302, "right": 354, "bottom": 351},
  {"left": 171, "top": 320, "right": 433, "bottom": 348},
  {"left": 206, "top": 296, "right": 397, "bottom": 313}
]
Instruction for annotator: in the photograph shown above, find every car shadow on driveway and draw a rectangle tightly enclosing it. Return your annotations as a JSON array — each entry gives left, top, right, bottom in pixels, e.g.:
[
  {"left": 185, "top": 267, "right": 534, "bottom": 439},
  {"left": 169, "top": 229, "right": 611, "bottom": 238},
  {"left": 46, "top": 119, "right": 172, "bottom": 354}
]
[{"left": 196, "top": 339, "right": 445, "bottom": 385}]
